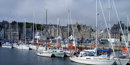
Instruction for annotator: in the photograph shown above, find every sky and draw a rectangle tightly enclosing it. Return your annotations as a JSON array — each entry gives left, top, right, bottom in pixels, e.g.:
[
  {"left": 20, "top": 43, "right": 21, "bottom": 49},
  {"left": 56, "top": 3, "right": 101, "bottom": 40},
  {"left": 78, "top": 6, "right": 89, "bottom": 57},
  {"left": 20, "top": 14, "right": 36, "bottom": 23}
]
[{"left": 0, "top": 0, "right": 130, "bottom": 29}]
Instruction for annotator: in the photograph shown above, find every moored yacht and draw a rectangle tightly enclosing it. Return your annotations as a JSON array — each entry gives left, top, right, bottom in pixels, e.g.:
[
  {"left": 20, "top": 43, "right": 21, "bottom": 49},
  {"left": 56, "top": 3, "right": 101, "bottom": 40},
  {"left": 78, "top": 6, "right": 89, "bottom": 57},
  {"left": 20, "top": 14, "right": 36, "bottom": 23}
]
[
  {"left": 2, "top": 40, "right": 13, "bottom": 48},
  {"left": 70, "top": 49, "right": 115, "bottom": 65}
]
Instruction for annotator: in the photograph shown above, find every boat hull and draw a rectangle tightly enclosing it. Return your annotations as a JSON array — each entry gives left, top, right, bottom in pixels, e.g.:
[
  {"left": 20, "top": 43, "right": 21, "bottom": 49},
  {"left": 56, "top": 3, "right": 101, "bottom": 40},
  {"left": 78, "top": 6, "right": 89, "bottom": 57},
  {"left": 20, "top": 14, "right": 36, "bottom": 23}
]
[
  {"left": 70, "top": 57, "right": 115, "bottom": 65},
  {"left": 12, "top": 43, "right": 18, "bottom": 48},
  {"left": 29, "top": 45, "right": 37, "bottom": 50},
  {"left": 37, "top": 51, "right": 53, "bottom": 57},
  {"left": 64, "top": 51, "right": 71, "bottom": 57},
  {"left": 17, "top": 45, "right": 29, "bottom": 50},
  {"left": 2, "top": 45, "right": 12, "bottom": 48},
  {"left": 114, "top": 58, "right": 129, "bottom": 65},
  {"left": 53, "top": 51, "right": 64, "bottom": 57}
]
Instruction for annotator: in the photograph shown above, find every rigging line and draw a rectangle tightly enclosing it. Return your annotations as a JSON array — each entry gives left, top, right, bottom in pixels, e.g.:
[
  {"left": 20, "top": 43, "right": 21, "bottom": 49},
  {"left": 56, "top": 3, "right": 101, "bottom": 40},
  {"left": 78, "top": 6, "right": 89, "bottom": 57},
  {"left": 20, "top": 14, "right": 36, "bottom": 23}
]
[
  {"left": 99, "top": 0, "right": 116, "bottom": 57},
  {"left": 112, "top": 0, "right": 129, "bottom": 54}
]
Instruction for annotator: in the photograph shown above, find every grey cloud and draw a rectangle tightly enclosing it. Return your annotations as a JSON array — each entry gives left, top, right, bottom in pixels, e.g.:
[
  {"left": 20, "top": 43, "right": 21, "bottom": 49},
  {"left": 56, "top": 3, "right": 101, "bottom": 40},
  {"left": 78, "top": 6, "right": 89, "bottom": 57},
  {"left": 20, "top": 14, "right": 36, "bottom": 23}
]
[{"left": 0, "top": 0, "right": 130, "bottom": 29}]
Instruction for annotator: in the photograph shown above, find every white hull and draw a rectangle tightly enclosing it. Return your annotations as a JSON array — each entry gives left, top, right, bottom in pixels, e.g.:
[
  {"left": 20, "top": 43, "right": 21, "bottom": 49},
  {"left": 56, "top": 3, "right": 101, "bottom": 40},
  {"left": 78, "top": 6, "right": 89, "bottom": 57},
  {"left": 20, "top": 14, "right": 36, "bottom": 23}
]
[
  {"left": 17, "top": 45, "right": 29, "bottom": 50},
  {"left": 37, "top": 46, "right": 45, "bottom": 51},
  {"left": 37, "top": 51, "right": 53, "bottom": 57},
  {"left": 12, "top": 43, "right": 18, "bottom": 48},
  {"left": 29, "top": 45, "right": 37, "bottom": 50},
  {"left": 114, "top": 58, "right": 129, "bottom": 65},
  {"left": 53, "top": 50, "right": 64, "bottom": 57},
  {"left": 2, "top": 42, "right": 12, "bottom": 48},
  {"left": 70, "top": 56, "right": 115, "bottom": 65},
  {"left": 2, "top": 45, "right": 12, "bottom": 48},
  {"left": 64, "top": 51, "right": 71, "bottom": 57}
]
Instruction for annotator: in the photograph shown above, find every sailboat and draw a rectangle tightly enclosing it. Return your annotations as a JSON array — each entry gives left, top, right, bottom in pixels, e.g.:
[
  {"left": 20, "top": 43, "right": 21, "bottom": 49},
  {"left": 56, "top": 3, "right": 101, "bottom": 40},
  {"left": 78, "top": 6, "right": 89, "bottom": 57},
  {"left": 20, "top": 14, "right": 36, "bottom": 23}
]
[
  {"left": 16, "top": 21, "right": 29, "bottom": 50},
  {"left": 2, "top": 23, "right": 13, "bottom": 48},
  {"left": 69, "top": 0, "right": 115, "bottom": 65},
  {"left": 2, "top": 40, "right": 12, "bottom": 48},
  {"left": 52, "top": 17, "right": 64, "bottom": 57},
  {"left": 36, "top": 5, "right": 53, "bottom": 57},
  {"left": 60, "top": 8, "right": 73, "bottom": 57},
  {"left": 28, "top": 7, "right": 37, "bottom": 50}
]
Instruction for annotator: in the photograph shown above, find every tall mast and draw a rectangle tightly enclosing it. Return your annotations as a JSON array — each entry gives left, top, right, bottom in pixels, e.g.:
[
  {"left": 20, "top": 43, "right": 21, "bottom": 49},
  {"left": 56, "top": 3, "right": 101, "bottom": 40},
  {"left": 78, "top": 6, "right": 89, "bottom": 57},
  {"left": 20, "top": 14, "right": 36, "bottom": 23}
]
[
  {"left": 70, "top": 8, "right": 76, "bottom": 50},
  {"left": 33, "top": 6, "right": 35, "bottom": 44},
  {"left": 70, "top": 9, "right": 74, "bottom": 38},
  {"left": 108, "top": 0, "right": 112, "bottom": 48},
  {"left": 46, "top": 5, "right": 47, "bottom": 51},
  {"left": 25, "top": 18, "right": 26, "bottom": 44},
  {"left": 95, "top": 0, "right": 98, "bottom": 56},
  {"left": 59, "top": 20, "right": 61, "bottom": 37},
  {"left": 57, "top": 17, "right": 59, "bottom": 45},
  {"left": 9, "top": 23, "right": 10, "bottom": 42},
  {"left": 68, "top": 8, "right": 70, "bottom": 45},
  {"left": 35, "top": 8, "right": 37, "bottom": 33},
  {"left": 127, "top": 15, "right": 129, "bottom": 42},
  {"left": 108, "top": 0, "right": 111, "bottom": 33},
  {"left": 17, "top": 21, "right": 19, "bottom": 41},
  {"left": 108, "top": 0, "right": 111, "bottom": 26}
]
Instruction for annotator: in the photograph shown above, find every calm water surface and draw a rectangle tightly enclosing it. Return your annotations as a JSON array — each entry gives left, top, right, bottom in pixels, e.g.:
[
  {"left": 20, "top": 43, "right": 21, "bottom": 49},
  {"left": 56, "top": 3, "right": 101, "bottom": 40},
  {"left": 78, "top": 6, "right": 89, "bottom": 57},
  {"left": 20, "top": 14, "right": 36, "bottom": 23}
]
[{"left": 0, "top": 47, "right": 86, "bottom": 65}]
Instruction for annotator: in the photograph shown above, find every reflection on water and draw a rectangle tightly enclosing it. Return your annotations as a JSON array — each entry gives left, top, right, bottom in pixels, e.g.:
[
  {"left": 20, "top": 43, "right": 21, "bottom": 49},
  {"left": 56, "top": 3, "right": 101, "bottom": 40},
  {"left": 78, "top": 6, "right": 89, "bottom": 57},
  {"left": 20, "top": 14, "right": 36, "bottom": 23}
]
[{"left": 0, "top": 47, "right": 85, "bottom": 65}]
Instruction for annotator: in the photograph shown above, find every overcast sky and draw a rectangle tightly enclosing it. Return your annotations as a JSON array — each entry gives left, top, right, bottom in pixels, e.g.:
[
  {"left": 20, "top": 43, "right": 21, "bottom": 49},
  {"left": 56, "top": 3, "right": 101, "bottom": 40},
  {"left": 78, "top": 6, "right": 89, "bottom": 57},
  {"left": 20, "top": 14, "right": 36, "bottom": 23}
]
[{"left": 0, "top": 0, "right": 130, "bottom": 29}]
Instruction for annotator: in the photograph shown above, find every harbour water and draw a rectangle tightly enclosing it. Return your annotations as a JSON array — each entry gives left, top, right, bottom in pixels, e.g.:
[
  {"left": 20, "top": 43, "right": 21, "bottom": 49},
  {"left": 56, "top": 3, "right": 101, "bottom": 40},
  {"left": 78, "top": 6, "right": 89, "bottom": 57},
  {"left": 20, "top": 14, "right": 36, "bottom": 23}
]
[{"left": 0, "top": 47, "right": 84, "bottom": 65}]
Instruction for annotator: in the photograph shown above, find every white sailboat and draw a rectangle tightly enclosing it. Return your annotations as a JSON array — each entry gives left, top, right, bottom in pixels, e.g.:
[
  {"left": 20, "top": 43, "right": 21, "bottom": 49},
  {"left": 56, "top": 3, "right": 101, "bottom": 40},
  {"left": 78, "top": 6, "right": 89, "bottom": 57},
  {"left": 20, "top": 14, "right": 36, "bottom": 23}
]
[
  {"left": 52, "top": 17, "right": 64, "bottom": 57},
  {"left": 36, "top": 5, "right": 53, "bottom": 57},
  {"left": 69, "top": 0, "right": 115, "bottom": 65},
  {"left": 17, "top": 44, "right": 29, "bottom": 50},
  {"left": 16, "top": 40, "right": 29, "bottom": 50},
  {"left": 59, "top": 8, "right": 73, "bottom": 57},
  {"left": 70, "top": 49, "right": 115, "bottom": 65},
  {"left": 2, "top": 41, "right": 12, "bottom": 48},
  {"left": 28, "top": 10, "right": 37, "bottom": 50},
  {"left": 37, "top": 50, "right": 53, "bottom": 57},
  {"left": 16, "top": 21, "right": 29, "bottom": 50},
  {"left": 2, "top": 23, "right": 12, "bottom": 48}
]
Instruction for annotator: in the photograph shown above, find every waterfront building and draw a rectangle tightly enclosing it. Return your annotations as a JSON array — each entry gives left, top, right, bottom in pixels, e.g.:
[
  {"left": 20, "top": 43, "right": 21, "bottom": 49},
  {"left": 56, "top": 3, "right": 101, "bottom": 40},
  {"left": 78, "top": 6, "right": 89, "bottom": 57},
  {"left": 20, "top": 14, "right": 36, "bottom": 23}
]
[{"left": 0, "top": 29, "right": 4, "bottom": 39}]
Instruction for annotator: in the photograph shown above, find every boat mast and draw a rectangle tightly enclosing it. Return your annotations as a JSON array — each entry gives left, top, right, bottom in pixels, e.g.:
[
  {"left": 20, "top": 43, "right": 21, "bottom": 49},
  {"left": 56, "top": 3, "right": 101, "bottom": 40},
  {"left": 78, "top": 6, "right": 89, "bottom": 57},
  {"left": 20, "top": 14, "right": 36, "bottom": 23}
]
[
  {"left": 9, "top": 22, "right": 10, "bottom": 43},
  {"left": 35, "top": 14, "right": 37, "bottom": 33},
  {"left": 59, "top": 20, "right": 61, "bottom": 37},
  {"left": 127, "top": 15, "right": 129, "bottom": 42},
  {"left": 33, "top": 6, "right": 35, "bottom": 44},
  {"left": 17, "top": 21, "right": 19, "bottom": 42},
  {"left": 108, "top": 0, "right": 111, "bottom": 36},
  {"left": 95, "top": 0, "right": 98, "bottom": 56},
  {"left": 68, "top": 8, "right": 70, "bottom": 46},
  {"left": 70, "top": 9, "right": 76, "bottom": 51},
  {"left": 108, "top": 0, "right": 112, "bottom": 48},
  {"left": 46, "top": 5, "right": 47, "bottom": 51},
  {"left": 57, "top": 17, "right": 59, "bottom": 46},
  {"left": 25, "top": 18, "right": 26, "bottom": 44},
  {"left": 108, "top": 0, "right": 111, "bottom": 46}
]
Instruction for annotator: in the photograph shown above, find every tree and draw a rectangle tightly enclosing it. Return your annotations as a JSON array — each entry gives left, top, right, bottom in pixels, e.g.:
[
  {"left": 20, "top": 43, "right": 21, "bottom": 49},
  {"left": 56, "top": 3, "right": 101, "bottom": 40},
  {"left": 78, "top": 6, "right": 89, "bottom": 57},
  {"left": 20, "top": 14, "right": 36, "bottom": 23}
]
[
  {"left": 128, "top": 26, "right": 130, "bottom": 31},
  {"left": 37, "top": 24, "right": 42, "bottom": 30},
  {"left": 26, "top": 22, "right": 33, "bottom": 28},
  {"left": 0, "top": 25, "right": 3, "bottom": 29},
  {"left": 18, "top": 22, "right": 23, "bottom": 28},
  {"left": 11, "top": 21, "right": 17, "bottom": 25}
]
